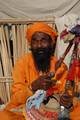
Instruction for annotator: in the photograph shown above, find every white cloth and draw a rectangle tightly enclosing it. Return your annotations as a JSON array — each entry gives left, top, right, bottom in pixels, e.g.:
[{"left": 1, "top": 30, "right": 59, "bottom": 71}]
[
  {"left": 55, "top": 13, "right": 80, "bottom": 67},
  {"left": 0, "top": 0, "right": 80, "bottom": 19}
]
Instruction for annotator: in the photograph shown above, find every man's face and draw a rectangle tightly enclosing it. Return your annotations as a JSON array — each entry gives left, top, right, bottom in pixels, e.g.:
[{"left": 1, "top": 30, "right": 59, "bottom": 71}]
[
  {"left": 31, "top": 32, "right": 51, "bottom": 48},
  {"left": 31, "top": 32, "right": 53, "bottom": 72}
]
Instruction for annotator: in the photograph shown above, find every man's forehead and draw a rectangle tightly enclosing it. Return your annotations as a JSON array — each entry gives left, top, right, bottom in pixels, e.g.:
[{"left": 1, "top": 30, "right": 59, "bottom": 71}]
[{"left": 31, "top": 31, "right": 52, "bottom": 41}]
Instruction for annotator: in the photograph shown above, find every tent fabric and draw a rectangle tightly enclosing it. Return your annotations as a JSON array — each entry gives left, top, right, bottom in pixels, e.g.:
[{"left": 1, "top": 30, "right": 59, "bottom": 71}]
[{"left": 0, "top": 0, "right": 80, "bottom": 19}]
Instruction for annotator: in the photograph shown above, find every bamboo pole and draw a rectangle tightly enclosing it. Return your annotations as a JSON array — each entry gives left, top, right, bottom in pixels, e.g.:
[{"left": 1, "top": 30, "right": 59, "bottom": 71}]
[
  {"left": 23, "top": 24, "right": 29, "bottom": 53},
  {"left": 0, "top": 82, "right": 7, "bottom": 103},
  {"left": 17, "top": 25, "right": 22, "bottom": 57},
  {"left": 4, "top": 25, "right": 13, "bottom": 71},
  {"left": 12, "top": 25, "right": 17, "bottom": 64},
  {"left": 0, "top": 25, "right": 11, "bottom": 102},
  {"left": 0, "top": 53, "right": 6, "bottom": 103},
  {"left": 0, "top": 45, "right": 3, "bottom": 75},
  {"left": 0, "top": 42, "right": 4, "bottom": 103},
  {"left": 0, "top": 77, "right": 12, "bottom": 79},
  {"left": 0, "top": 79, "right": 13, "bottom": 83},
  {"left": 0, "top": 19, "right": 55, "bottom": 25},
  {"left": 20, "top": 25, "right": 26, "bottom": 54},
  {"left": 0, "top": 27, "right": 8, "bottom": 103}
]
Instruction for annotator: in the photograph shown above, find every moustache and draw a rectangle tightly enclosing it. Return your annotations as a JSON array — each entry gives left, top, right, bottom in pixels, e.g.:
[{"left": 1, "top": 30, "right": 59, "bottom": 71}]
[{"left": 30, "top": 47, "right": 51, "bottom": 56}]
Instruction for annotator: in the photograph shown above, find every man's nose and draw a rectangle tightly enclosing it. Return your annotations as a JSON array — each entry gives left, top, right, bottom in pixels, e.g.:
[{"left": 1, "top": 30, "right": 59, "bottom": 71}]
[{"left": 37, "top": 41, "right": 42, "bottom": 48}]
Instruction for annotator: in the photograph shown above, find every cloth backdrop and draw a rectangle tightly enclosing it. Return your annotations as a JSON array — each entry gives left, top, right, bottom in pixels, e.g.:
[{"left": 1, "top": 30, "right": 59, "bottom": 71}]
[{"left": 0, "top": 0, "right": 80, "bottom": 19}]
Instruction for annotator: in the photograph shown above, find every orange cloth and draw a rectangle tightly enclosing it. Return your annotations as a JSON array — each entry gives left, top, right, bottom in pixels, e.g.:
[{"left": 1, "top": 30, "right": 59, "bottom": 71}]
[
  {"left": 26, "top": 22, "right": 58, "bottom": 44},
  {"left": 0, "top": 110, "right": 24, "bottom": 120},
  {"left": 70, "top": 98, "right": 80, "bottom": 120},
  {"left": 5, "top": 53, "right": 68, "bottom": 110}
]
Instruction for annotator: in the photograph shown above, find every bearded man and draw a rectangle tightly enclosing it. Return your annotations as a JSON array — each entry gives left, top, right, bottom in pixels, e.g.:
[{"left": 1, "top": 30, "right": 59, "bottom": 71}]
[{"left": 0, "top": 22, "right": 72, "bottom": 120}]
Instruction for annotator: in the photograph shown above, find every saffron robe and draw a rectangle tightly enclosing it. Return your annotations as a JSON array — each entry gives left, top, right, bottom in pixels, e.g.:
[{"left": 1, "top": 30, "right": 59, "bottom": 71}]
[{"left": 0, "top": 53, "right": 75, "bottom": 120}]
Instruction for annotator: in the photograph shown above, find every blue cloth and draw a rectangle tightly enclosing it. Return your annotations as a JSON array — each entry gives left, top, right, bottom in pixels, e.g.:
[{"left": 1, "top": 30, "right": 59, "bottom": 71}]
[{"left": 26, "top": 90, "right": 46, "bottom": 111}]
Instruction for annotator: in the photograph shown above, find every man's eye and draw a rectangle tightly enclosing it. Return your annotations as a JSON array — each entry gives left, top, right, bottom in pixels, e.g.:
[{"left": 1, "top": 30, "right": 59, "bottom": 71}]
[{"left": 32, "top": 41, "right": 37, "bottom": 45}]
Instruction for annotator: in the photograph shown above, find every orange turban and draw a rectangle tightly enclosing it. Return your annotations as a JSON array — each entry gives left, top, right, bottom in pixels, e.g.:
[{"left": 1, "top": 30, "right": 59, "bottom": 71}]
[{"left": 26, "top": 22, "right": 58, "bottom": 44}]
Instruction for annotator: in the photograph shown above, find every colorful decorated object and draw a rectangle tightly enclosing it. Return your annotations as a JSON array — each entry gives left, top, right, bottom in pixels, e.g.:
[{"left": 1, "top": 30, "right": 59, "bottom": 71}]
[
  {"left": 60, "top": 24, "right": 80, "bottom": 97},
  {"left": 70, "top": 24, "right": 80, "bottom": 36},
  {"left": 25, "top": 90, "right": 59, "bottom": 120},
  {"left": 60, "top": 29, "right": 75, "bottom": 43},
  {"left": 26, "top": 90, "right": 46, "bottom": 111}
]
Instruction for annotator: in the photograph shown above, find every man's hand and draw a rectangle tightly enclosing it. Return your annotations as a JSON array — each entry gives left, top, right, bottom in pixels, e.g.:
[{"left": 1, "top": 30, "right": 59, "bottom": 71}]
[
  {"left": 60, "top": 92, "right": 73, "bottom": 109},
  {"left": 31, "top": 75, "right": 56, "bottom": 92}
]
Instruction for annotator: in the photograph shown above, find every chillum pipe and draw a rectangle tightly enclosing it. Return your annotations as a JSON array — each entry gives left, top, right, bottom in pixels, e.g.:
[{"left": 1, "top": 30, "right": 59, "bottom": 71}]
[{"left": 48, "top": 41, "right": 73, "bottom": 79}]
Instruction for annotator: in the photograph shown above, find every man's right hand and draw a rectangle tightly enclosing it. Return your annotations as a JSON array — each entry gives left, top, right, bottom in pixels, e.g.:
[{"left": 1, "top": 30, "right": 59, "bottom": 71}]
[{"left": 31, "top": 75, "right": 56, "bottom": 92}]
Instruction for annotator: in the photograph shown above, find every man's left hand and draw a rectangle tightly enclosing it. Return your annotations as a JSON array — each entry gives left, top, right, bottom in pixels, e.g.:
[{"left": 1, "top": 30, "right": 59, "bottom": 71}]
[{"left": 60, "top": 92, "right": 73, "bottom": 109}]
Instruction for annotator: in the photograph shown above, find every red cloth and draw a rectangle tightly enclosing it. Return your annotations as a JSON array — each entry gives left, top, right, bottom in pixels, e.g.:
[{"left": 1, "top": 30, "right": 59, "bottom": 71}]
[{"left": 67, "top": 59, "right": 80, "bottom": 81}]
